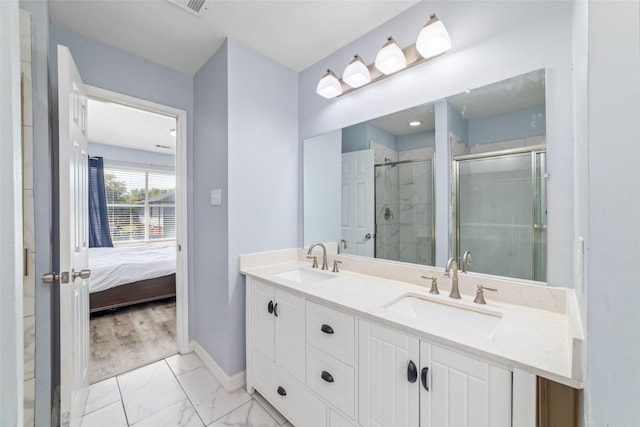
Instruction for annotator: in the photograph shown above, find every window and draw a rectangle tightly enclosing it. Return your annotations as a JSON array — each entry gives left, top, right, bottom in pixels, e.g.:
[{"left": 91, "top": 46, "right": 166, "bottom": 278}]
[{"left": 104, "top": 167, "right": 176, "bottom": 244}]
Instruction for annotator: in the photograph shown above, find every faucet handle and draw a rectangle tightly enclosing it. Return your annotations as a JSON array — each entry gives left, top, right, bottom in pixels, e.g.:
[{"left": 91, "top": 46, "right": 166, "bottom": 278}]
[
  {"left": 332, "top": 260, "right": 342, "bottom": 273},
  {"left": 307, "top": 256, "right": 318, "bottom": 269},
  {"left": 474, "top": 284, "right": 497, "bottom": 304},
  {"left": 421, "top": 276, "right": 439, "bottom": 295}
]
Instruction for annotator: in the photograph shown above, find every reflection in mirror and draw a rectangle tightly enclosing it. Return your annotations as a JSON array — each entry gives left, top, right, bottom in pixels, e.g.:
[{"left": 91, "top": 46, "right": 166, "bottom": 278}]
[
  {"left": 303, "top": 104, "right": 436, "bottom": 265},
  {"left": 303, "top": 69, "right": 547, "bottom": 282},
  {"left": 449, "top": 69, "right": 546, "bottom": 281},
  {"left": 368, "top": 104, "right": 436, "bottom": 265}
]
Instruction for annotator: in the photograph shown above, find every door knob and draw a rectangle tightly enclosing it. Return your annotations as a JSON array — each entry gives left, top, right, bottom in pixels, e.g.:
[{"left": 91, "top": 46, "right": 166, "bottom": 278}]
[
  {"left": 72, "top": 269, "right": 91, "bottom": 280},
  {"left": 42, "top": 271, "right": 69, "bottom": 284},
  {"left": 365, "top": 233, "right": 372, "bottom": 240},
  {"left": 41, "top": 272, "right": 59, "bottom": 284}
]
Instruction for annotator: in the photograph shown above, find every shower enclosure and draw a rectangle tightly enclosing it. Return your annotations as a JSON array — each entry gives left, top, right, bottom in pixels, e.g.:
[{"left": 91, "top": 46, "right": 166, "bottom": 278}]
[
  {"left": 453, "top": 147, "right": 547, "bottom": 281},
  {"left": 374, "top": 158, "right": 435, "bottom": 265}
]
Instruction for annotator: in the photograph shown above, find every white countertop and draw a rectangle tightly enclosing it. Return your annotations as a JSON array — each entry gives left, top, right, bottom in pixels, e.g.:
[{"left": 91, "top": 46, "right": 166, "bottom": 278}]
[{"left": 240, "top": 249, "right": 584, "bottom": 389}]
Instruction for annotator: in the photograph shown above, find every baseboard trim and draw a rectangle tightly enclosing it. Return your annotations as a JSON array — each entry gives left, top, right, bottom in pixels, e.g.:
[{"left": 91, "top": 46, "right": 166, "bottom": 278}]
[{"left": 191, "top": 341, "right": 246, "bottom": 393}]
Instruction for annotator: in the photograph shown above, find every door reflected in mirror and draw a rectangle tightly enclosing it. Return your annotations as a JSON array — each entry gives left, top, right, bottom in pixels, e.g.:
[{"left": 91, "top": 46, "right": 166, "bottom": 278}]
[{"left": 303, "top": 69, "right": 546, "bottom": 281}]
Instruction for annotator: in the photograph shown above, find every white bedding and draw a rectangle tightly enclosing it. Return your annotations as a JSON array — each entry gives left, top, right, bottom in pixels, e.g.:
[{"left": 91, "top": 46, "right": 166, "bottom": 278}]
[{"left": 88, "top": 243, "right": 176, "bottom": 293}]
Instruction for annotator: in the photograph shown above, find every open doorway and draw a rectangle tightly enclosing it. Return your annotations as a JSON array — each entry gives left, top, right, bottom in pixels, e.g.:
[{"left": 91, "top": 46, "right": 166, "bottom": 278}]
[{"left": 83, "top": 88, "right": 188, "bottom": 383}]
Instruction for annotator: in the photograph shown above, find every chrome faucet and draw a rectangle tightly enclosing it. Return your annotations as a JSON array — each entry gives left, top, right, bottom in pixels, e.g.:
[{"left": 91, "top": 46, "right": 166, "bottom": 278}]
[
  {"left": 337, "top": 239, "right": 348, "bottom": 254},
  {"left": 307, "top": 242, "right": 329, "bottom": 270},
  {"left": 444, "top": 257, "right": 461, "bottom": 299},
  {"left": 462, "top": 250, "right": 473, "bottom": 273}
]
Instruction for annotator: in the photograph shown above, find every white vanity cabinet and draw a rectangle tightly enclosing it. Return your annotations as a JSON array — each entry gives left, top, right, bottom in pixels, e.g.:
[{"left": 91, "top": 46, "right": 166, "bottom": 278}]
[
  {"left": 251, "top": 279, "right": 306, "bottom": 381},
  {"left": 359, "top": 320, "right": 512, "bottom": 427},
  {"left": 247, "top": 275, "right": 514, "bottom": 427}
]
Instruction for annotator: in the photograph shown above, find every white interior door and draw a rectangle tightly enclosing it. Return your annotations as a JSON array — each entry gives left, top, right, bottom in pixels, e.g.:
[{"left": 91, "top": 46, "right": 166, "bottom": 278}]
[
  {"left": 57, "top": 45, "right": 90, "bottom": 427},
  {"left": 341, "top": 150, "right": 374, "bottom": 257}
]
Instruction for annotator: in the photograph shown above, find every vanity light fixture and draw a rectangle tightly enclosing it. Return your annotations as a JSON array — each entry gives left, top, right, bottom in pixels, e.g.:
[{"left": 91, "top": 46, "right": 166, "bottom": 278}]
[
  {"left": 374, "top": 37, "right": 407, "bottom": 75},
  {"left": 416, "top": 14, "right": 452, "bottom": 59},
  {"left": 315, "top": 13, "right": 451, "bottom": 99},
  {"left": 343, "top": 55, "right": 372, "bottom": 88},
  {"left": 316, "top": 69, "right": 343, "bottom": 99}
]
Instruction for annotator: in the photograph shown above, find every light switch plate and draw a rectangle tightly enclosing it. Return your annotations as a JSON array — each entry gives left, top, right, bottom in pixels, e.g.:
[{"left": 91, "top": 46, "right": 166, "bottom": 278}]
[{"left": 211, "top": 189, "right": 221, "bottom": 205}]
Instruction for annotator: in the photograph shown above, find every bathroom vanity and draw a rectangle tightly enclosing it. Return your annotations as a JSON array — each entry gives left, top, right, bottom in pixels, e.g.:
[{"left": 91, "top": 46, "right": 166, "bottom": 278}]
[{"left": 240, "top": 248, "right": 583, "bottom": 427}]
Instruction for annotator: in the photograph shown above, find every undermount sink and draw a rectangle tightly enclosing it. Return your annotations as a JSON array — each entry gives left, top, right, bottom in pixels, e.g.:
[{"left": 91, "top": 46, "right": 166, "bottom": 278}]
[
  {"left": 385, "top": 294, "right": 502, "bottom": 338},
  {"left": 275, "top": 268, "right": 335, "bottom": 284}
]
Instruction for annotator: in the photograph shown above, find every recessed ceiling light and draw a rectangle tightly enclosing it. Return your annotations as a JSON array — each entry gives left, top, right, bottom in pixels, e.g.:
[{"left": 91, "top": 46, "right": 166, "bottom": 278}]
[
  {"left": 169, "top": 128, "right": 176, "bottom": 137},
  {"left": 409, "top": 121, "right": 422, "bottom": 127}
]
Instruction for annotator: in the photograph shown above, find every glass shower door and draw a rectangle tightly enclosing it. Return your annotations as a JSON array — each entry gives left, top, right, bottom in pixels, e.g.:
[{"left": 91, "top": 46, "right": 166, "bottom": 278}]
[{"left": 456, "top": 150, "right": 546, "bottom": 281}]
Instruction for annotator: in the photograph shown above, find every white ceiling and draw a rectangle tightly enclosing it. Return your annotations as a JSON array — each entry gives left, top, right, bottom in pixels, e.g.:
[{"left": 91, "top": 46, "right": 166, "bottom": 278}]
[
  {"left": 87, "top": 98, "right": 177, "bottom": 154},
  {"left": 49, "top": 0, "right": 418, "bottom": 75}
]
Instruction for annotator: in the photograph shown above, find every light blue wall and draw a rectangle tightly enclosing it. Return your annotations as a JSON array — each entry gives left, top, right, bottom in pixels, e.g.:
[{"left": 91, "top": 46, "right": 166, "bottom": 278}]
[
  {"left": 227, "top": 39, "right": 298, "bottom": 374},
  {"left": 367, "top": 123, "right": 396, "bottom": 149},
  {"left": 89, "top": 143, "right": 175, "bottom": 170},
  {"left": 342, "top": 122, "right": 396, "bottom": 153},
  {"left": 193, "top": 40, "right": 230, "bottom": 371},
  {"left": 447, "top": 103, "right": 469, "bottom": 145},
  {"left": 434, "top": 100, "right": 451, "bottom": 265},
  {"left": 193, "top": 39, "right": 298, "bottom": 376},
  {"left": 298, "top": 0, "right": 575, "bottom": 288},
  {"left": 586, "top": 1, "right": 640, "bottom": 425},
  {"left": 342, "top": 122, "right": 368, "bottom": 153},
  {"left": 304, "top": 130, "right": 341, "bottom": 246},
  {"left": 397, "top": 131, "right": 435, "bottom": 151},
  {"left": 468, "top": 106, "right": 545, "bottom": 145}
]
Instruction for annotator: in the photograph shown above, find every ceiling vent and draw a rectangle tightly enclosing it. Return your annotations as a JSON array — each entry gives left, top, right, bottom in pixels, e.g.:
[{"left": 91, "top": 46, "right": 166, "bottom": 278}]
[{"left": 167, "top": 0, "right": 209, "bottom": 16}]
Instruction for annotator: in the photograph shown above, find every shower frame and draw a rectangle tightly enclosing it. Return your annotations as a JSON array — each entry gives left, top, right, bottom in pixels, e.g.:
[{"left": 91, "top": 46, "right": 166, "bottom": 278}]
[{"left": 451, "top": 145, "right": 547, "bottom": 281}]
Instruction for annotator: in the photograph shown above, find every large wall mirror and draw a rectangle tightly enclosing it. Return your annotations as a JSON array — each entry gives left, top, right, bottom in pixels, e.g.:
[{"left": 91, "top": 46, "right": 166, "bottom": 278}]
[{"left": 303, "top": 69, "right": 546, "bottom": 282}]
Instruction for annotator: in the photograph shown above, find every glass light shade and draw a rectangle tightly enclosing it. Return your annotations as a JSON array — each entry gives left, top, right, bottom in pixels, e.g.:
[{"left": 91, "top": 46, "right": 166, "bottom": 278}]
[
  {"left": 374, "top": 37, "right": 407, "bottom": 75},
  {"left": 343, "top": 55, "right": 371, "bottom": 88},
  {"left": 316, "top": 69, "right": 342, "bottom": 99},
  {"left": 416, "top": 14, "right": 452, "bottom": 59}
]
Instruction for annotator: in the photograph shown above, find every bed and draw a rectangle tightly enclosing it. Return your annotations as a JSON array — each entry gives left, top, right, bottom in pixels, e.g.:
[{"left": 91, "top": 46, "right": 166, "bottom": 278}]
[{"left": 88, "top": 242, "right": 176, "bottom": 313}]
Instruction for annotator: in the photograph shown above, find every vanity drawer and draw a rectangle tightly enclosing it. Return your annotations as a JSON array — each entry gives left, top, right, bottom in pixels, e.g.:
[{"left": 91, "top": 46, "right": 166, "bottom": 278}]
[
  {"left": 306, "top": 301, "right": 355, "bottom": 366},
  {"left": 306, "top": 345, "right": 355, "bottom": 419},
  {"left": 253, "top": 350, "right": 327, "bottom": 427}
]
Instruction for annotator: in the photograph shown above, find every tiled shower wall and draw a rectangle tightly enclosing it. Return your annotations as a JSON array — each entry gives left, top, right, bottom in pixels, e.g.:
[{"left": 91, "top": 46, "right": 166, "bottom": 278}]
[
  {"left": 21, "top": 9, "right": 36, "bottom": 427},
  {"left": 372, "top": 141, "right": 434, "bottom": 265},
  {"left": 398, "top": 147, "right": 434, "bottom": 265}
]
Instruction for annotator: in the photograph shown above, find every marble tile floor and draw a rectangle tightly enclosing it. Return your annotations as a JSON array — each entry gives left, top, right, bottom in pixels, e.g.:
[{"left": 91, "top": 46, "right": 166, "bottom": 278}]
[
  {"left": 82, "top": 352, "right": 293, "bottom": 427},
  {"left": 90, "top": 298, "right": 178, "bottom": 384}
]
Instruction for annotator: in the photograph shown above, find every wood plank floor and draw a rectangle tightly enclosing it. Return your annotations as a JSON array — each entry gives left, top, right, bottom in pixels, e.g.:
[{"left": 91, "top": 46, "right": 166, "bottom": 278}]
[{"left": 89, "top": 298, "right": 177, "bottom": 384}]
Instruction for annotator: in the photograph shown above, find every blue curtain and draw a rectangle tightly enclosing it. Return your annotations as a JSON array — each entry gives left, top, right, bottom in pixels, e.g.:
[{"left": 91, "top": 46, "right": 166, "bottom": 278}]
[{"left": 89, "top": 156, "right": 113, "bottom": 247}]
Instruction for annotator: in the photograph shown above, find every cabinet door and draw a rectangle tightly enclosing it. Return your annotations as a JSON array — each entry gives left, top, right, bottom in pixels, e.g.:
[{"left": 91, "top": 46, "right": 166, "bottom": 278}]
[
  {"left": 421, "top": 344, "right": 511, "bottom": 427},
  {"left": 274, "top": 289, "right": 306, "bottom": 382},
  {"left": 252, "top": 280, "right": 275, "bottom": 361},
  {"left": 359, "top": 320, "right": 420, "bottom": 427}
]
